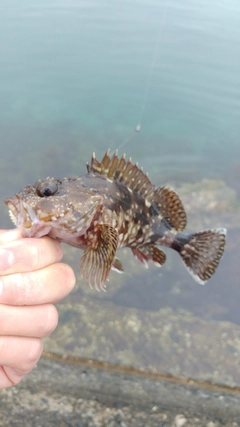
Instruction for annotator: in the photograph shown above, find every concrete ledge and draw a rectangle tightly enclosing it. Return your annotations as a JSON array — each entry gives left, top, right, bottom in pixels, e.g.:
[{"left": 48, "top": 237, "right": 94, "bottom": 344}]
[{"left": 1, "top": 356, "right": 240, "bottom": 426}]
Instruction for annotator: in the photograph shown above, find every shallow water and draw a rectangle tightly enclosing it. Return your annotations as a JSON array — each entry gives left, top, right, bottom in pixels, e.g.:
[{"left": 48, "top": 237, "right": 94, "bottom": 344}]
[{"left": 1, "top": 0, "right": 240, "bottom": 386}]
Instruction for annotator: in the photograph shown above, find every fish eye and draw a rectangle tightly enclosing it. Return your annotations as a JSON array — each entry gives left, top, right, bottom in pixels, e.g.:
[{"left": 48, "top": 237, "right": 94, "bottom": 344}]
[{"left": 36, "top": 181, "right": 58, "bottom": 197}]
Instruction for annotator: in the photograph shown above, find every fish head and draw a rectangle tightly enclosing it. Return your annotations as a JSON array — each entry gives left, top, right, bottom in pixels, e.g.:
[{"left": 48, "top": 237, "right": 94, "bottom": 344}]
[{"left": 4, "top": 177, "right": 103, "bottom": 239}]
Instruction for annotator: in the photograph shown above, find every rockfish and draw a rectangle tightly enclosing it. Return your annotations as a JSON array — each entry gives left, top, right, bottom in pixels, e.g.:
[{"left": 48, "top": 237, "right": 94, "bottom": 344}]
[{"left": 4, "top": 150, "right": 226, "bottom": 290}]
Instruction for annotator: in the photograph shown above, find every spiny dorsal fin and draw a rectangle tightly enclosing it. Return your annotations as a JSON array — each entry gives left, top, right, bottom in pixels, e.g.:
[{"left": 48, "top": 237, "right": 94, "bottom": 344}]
[
  {"left": 87, "top": 151, "right": 102, "bottom": 174},
  {"left": 150, "top": 186, "right": 187, "bottom": 231},
  {"left": 88, "top": 150, "right": 154, "bottom": 198}
]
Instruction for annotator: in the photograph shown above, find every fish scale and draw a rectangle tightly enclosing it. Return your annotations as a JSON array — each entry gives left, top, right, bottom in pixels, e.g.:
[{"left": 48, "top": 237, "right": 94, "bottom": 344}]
[{"left": 4, "top": 150, "right": 226, "bottom": 291}]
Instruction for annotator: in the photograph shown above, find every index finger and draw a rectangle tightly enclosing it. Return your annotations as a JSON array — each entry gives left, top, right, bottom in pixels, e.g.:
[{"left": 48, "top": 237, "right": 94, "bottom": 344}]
[
  {"left": 0, "top": 236, "right": 63, "bottom": 275},
  {"left": 0, "top": 229, "right": 23, "bottom": 244}
]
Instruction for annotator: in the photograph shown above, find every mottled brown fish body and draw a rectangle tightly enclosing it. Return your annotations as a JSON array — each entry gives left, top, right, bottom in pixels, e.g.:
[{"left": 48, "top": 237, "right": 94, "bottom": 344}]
[{"left": 4, "top": 150, "right": 226, "bottom": 290}]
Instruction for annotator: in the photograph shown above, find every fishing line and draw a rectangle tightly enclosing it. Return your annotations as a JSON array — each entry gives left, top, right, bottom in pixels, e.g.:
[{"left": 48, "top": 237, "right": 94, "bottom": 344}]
[
  {"left": 116, "top": 131, "right": 136, "bottom": 151},
  {"left": 116, "top": 0, "right": 169, "bottom": 152}
]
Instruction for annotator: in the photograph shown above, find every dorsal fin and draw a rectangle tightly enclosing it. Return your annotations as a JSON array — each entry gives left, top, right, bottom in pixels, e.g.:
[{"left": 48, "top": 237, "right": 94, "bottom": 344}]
[
  {"left": 87, "top": 150, "right": 154, "bottom": 198},
  {"left": 149, "top": 186, "right": 187, "bottom": 231}
]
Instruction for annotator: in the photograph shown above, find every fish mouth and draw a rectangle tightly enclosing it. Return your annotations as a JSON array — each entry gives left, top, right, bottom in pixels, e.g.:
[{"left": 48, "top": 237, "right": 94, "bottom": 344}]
[
  {"left": 4, "top": 196, "right": 51, "bottom": 237},
  {"left": 4, "top": 199, "right": 19, "bottom": 226},
  {"left": 5, "top": 196, "right": 32, "bottom": 228}
]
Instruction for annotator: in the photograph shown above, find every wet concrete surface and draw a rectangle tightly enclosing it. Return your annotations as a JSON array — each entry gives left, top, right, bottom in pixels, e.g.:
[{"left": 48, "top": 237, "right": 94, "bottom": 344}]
[{"left": 1, "top": 355, "right": 240, "bottom": 427}]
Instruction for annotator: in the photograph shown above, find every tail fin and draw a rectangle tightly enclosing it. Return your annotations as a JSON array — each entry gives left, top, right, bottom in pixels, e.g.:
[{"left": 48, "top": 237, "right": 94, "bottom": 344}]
[{"left": 179, "top": 228, "right": 227, "bottom": 284}]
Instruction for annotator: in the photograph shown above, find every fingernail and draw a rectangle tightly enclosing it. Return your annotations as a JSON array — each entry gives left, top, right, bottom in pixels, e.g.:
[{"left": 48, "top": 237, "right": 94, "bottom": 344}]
[{"left": 0, "top": 248, "right": 14, "bottom": 271}]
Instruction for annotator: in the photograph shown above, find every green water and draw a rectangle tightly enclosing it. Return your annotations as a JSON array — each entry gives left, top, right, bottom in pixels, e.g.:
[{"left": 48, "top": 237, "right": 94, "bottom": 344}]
[
  {"left": 1, "top": 0, "right": 240, "bottom": 386},
  {"left": 1, "top": 0, "right": 240, "bottom": 186}
]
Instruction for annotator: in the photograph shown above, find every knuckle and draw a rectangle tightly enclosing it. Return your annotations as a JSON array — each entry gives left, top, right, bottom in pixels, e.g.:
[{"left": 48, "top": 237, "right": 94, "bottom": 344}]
[
  {"left": 29, "top": 243, "right": 40, "bottom": 270},
  {"left": 49, "top": 238, "right": 63, "bottom": 260},
  {"left": 0, "top": 305, "right": 5, "bottom": 329},
  {"left": 25, "top": 338, "right": 43, "bottom": 369},
  {"left": 31, "top": 238, "right": 63, "bottom": 270},
  {"left": 8, "top": 372, "right": 24, "bottom": 387},
  {"left": 0, "top": 336, "right": 5, "bottom": 359},
  {"left": 0, "top": 305, "right": 9, "bottom": 335},
  {"left": 15, "top": 241, "right": 37, "bottom": 271},
  {"left": 15, "top": 272, "right": 35, "bottom": 304},
  {"left": 0, "top": 271, "right": 39, "bottom": 305},
  {"left": 0, "top": 337, "right": 43, "bottom": 379},
  {"left": 42, "top": 304, "right": 59, "bottom": 336},
  {"left": 2, "top": 273, "right": 26, "bottom": 305},
  {"left": 64, "top": 264, "right": 76, "bottom": 291}
]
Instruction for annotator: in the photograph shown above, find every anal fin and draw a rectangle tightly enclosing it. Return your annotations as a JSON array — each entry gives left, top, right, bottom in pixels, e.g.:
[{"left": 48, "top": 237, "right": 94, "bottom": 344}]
[
  {"left": 132, "top": 245, "right": 166, "bottom": 268},
  {"left": 80, "top": 224, "right": 118, "bottom": 291}
]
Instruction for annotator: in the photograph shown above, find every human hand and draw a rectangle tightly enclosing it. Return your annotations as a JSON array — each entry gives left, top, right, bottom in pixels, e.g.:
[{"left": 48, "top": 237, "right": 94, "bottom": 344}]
[{"left": 0, "top": 229, "right": 75, "bottom": 389}]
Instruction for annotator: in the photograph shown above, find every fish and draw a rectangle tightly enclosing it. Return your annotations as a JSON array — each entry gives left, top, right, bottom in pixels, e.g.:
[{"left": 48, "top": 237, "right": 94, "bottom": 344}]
[{"left": 4, "top": 150, "right": 226, "bottom": 291}]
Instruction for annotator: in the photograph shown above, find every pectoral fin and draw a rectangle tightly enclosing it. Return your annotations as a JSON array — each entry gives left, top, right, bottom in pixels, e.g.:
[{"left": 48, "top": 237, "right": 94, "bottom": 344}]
[{"left": 80, "top": 224, "right": 118, "bottom": 291}]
